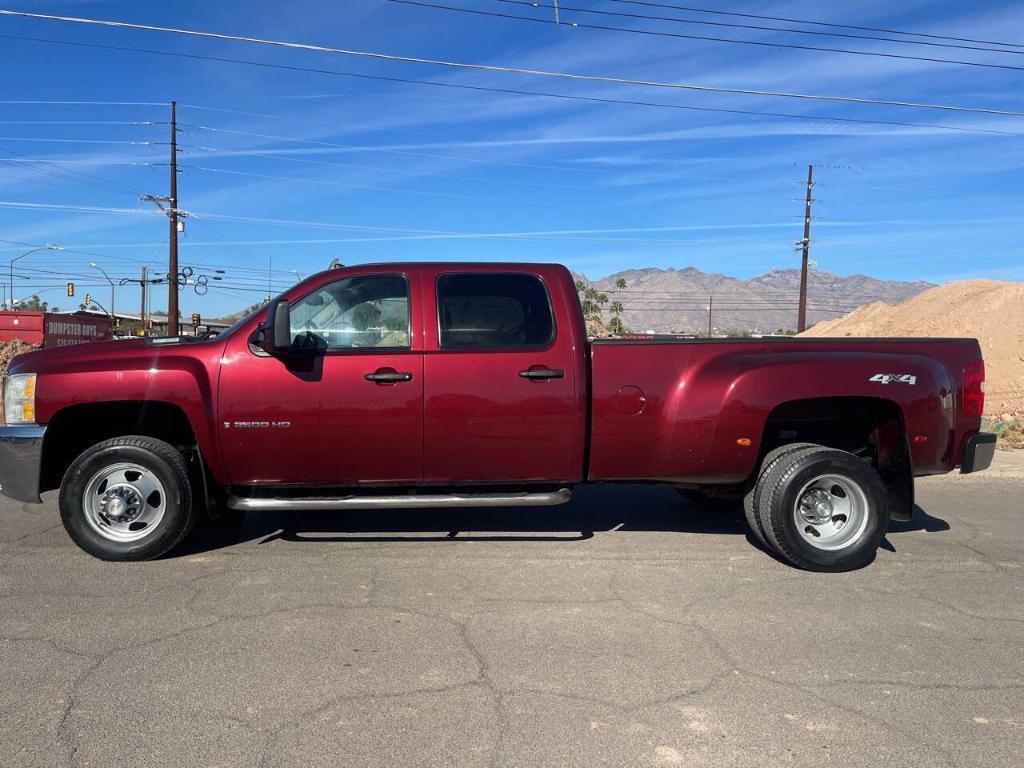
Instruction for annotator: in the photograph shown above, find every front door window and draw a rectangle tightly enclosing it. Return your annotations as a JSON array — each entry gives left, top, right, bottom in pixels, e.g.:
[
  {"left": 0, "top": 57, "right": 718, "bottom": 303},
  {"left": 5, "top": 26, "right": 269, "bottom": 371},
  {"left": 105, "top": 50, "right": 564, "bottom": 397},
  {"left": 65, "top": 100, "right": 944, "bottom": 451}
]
[{"left": 289, "top": 275, "right": 410, "bottom": 350}]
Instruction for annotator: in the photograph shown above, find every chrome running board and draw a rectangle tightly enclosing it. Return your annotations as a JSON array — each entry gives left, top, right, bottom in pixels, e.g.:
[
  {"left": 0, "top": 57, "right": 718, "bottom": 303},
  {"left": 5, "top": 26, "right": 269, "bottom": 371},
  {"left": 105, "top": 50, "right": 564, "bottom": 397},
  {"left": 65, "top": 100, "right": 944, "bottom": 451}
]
[{"left": 227, "top": 488, "right": 572, "bottom": 511}]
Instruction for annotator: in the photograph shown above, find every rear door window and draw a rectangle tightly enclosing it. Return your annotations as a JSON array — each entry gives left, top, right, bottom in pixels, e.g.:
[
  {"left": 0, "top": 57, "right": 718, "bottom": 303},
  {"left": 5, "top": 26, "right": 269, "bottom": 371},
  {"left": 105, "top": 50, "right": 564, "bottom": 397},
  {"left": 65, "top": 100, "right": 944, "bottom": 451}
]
[{"left": 437, "top": 273, "right": 555, "bottom": 349}]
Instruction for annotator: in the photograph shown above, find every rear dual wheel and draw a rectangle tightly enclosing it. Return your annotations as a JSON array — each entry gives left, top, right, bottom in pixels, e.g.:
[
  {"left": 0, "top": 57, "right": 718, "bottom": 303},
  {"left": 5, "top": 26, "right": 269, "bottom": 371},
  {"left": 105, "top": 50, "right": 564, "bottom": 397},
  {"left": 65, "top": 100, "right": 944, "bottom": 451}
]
[{"left": 748, "top": 445, "right": 888, "bottom": 572}]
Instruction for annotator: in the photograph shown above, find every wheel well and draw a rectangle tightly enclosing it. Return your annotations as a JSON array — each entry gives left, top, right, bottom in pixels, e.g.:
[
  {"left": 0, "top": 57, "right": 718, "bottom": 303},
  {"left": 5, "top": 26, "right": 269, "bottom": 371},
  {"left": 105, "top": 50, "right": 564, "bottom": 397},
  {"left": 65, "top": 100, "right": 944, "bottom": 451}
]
[
  {"left": 760, "top": 396, "right": 913, "bottom": 521},
  {"left": 40, "top": 401, "right": 198, "bottom": 493}
]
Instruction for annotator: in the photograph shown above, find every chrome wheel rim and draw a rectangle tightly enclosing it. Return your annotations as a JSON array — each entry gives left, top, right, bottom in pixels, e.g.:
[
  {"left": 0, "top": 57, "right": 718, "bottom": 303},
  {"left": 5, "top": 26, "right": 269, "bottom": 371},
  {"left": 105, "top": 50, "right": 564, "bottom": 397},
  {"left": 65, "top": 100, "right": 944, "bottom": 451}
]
[
  {"left": 792, "top": 473, "right": 870, "bottom": 551},
  {"left": 82, "top": 462, "right": 167, "bottom": 542}
]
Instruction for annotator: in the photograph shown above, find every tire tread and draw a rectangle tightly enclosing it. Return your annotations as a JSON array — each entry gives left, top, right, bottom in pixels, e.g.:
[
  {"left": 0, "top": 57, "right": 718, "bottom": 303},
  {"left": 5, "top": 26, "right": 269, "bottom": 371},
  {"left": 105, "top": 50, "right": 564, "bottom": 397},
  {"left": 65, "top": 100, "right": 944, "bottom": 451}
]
[
  {"left": 58, "top": 435, "right": 196, "bottom": 560},
  {"left": 756, "top": 446, "right": 887, "bottom": 572},
  {"left": 743, "top": 443, "right": 816, "bottom": 550}
]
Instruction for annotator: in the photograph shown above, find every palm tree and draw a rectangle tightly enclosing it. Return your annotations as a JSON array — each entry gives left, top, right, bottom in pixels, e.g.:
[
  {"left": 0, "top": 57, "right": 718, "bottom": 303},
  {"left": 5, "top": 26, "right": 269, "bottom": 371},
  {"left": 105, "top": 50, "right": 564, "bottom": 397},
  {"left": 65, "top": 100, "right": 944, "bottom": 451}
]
[
  {"left": 582, "top": 286, "right": 601, "bottom": 319},
  {"left": 608, "top": 278, "right": 627, "bottom": 335}
]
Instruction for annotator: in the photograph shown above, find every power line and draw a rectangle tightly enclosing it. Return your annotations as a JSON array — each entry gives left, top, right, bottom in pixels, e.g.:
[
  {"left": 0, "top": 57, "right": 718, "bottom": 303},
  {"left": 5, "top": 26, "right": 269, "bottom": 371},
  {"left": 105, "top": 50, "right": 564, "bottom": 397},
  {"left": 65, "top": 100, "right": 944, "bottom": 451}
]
[
  {"left": 411, "top": 1, "right": 1024, "bottom": 73},
  {"left": 177, "top": 103, "right": 313, "bottom": 123},
  {"left": 180, "top": 147, "right": 623, "bottom": 191},
  {"left": 0, "top": 200, "right": 155, "bottom": 216},
  {"left": 3, "top": 157, "right": 162, "bottom": 167},
  {"left": 177, "top": 163, "right": 595, "bottom": 207},
  {"left": 0, "top": 120, "right": 159, "bottom": 125},
  {"left": 178, "top": 128, "right": 692, "bottom": 180},
  {"left": 179, "top": 146, "right": 763, "bottom": 187},
  {"left": 1, "top": 34, "right": 1018, "bottom": 138},
  {"left": 1, "top": 9, "right": 1022, "bottom": 117},
  {"left": 0, "top": 145, "right": 146, "bottom": 196},
  {"left": 0, "top": 99, "right": 165, "bottom": 106},
  {"left": 0, "top": 161, "right": 119, "bottom": 197},
  {"left": 3, "top": 197, "right": 1015, "bottom": 253},
  {"left": 506, "top": 1, "right": 1024, "bottom": 56},
  {"left": 610, "top": 1, "right": 1024, "bottom": 50},
  {"left": 0, "top": 136, "right": 153, "bottom": 145}
]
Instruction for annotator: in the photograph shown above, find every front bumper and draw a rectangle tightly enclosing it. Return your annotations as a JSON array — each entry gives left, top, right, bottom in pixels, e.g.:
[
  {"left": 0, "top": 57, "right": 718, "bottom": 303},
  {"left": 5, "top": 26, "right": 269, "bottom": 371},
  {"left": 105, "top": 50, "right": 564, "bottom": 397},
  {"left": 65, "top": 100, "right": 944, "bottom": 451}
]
[
  {"left": 0, "top": 425, "right": 47, "bottom": 503},
  {"left": 961, "top": 432, "right": 997, "bottom": 474}
]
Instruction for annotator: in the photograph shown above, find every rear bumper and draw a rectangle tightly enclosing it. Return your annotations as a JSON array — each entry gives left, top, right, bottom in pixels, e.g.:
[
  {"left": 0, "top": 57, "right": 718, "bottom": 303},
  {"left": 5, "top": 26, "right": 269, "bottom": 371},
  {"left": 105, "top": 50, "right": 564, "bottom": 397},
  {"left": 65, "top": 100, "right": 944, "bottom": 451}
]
[
  {"left": 961, "top": 432, "right": 996, "bottom": 474},
  {"left": 0, "top": 425, "right": 47, "bottom": 503}
]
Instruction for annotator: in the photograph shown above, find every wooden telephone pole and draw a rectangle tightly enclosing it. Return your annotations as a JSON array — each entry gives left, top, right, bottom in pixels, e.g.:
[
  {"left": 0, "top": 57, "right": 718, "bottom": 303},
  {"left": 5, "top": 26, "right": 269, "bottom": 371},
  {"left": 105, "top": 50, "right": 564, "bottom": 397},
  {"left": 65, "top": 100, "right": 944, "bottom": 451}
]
[
  {"left": 796, "top": 164, "right": 814, "bottom": 333},
  {"left": 167, "top": 101, "right": 180, "bottom": 336}
]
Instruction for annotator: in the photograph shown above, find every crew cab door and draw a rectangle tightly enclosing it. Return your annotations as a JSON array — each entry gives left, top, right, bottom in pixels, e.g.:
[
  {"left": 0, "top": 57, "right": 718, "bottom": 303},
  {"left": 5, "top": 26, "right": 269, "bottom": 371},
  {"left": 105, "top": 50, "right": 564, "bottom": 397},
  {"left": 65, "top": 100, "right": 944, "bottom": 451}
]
[
  {"left": 421, "top": 268, "right": 582, "bottom": 483},
  {"left": 217, "top": 271, "right": 423, "bottom": 485}
]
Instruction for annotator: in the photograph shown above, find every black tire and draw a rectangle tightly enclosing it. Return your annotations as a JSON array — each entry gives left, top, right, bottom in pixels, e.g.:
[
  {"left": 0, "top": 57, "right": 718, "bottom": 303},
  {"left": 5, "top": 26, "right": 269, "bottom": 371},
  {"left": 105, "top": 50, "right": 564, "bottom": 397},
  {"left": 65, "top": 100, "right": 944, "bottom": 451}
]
[
  {"left": 756, "top": 446, "right": 888, "bottom": 572},
  {"left": 743, "top": 443, "right": 816, "bottom": 549},
  {"left": 58, "top": 436, "right": 197, "bottom": 561}
]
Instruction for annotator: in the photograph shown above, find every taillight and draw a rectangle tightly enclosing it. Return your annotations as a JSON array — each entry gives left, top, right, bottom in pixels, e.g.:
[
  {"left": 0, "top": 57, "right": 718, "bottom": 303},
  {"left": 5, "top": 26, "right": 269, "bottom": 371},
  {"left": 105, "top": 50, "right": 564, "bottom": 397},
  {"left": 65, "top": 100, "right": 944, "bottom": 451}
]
[{"left": 963, "top": 359, "right": 985, "bottom": 418}]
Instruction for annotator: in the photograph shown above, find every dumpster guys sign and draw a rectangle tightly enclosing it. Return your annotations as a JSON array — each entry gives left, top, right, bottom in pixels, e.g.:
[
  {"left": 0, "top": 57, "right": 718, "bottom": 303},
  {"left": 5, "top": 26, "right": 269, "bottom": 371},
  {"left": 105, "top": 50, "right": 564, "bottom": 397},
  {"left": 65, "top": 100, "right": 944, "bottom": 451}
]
[
  {"left": 44, "top": 315, "right": 113, "bottom": 347},
  {"left": 0, "top": 311, "right": 113, "bottom": 347}
]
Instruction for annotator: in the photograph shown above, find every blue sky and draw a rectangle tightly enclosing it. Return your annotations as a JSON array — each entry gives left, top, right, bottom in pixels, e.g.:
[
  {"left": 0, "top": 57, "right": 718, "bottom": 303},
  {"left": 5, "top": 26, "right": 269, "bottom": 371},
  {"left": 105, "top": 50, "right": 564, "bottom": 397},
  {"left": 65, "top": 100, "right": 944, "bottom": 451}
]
[{"left": 0, "top": 0, "right": 1021, "bottom": 317}]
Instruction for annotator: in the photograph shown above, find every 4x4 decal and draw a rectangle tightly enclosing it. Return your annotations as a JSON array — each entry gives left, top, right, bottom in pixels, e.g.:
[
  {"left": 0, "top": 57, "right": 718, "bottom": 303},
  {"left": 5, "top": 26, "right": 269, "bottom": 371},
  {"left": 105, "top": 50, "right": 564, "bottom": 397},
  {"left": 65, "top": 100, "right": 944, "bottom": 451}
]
[{"left": 869, "top": 373, "right": 917, "bottom": 385}]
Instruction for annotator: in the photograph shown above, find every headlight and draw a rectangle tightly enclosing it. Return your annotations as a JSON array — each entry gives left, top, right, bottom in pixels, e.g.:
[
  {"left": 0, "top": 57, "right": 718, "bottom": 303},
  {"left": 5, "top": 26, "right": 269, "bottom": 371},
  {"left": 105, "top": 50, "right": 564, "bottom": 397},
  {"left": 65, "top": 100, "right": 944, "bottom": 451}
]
[{"left": 3, "top": 373, "right": 36, "bottom": 425}]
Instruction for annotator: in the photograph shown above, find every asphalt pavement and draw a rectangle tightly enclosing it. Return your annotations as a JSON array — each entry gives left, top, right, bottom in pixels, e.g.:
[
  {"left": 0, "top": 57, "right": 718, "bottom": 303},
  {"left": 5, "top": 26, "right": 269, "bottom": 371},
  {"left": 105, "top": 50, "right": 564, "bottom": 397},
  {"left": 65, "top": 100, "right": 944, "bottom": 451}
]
[{"left": 1, "top": 454, "right": 1022, "bottom": 767}]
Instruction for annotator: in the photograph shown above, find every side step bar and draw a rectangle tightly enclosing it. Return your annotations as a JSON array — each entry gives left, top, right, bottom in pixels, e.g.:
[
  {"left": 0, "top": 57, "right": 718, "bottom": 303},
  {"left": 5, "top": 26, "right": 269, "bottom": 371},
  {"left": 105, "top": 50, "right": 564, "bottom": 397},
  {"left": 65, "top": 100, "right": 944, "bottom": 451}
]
[{"left": 227, "top": 488, "right": 572, "bottom": 512}]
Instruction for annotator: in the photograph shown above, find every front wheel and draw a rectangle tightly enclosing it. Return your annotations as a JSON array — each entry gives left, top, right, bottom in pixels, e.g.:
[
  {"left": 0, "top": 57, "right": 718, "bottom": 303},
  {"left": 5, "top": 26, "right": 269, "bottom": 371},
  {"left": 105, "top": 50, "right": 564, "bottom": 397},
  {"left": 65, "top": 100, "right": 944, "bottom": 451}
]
[
  {"left": 59, "top": 436, "right": 197, "bottom": 561},
  {"left": 755, "top": 446, "right": 888, "bottom": 572}
]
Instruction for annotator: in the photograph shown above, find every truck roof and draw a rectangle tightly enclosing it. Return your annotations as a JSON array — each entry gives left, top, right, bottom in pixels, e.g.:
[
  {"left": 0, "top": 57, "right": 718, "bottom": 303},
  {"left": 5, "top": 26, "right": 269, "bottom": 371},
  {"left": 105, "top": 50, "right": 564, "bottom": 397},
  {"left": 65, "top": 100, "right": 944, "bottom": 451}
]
[{"left": 309, "top": 261, "right": 570, "bottom": 277}]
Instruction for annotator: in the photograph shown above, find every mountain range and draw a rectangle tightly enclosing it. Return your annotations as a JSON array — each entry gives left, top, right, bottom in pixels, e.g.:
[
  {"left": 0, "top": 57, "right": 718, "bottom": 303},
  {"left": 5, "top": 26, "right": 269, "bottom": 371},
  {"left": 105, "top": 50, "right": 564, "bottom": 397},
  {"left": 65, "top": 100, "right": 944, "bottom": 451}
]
[{"left": 582, "top": 267, "right": 935, "bottom": 335}]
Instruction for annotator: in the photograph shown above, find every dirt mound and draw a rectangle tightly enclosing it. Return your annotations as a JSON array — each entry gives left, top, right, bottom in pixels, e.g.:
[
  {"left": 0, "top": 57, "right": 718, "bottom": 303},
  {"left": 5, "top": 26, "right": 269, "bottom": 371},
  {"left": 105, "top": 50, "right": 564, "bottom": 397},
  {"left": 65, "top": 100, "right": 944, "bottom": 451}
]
[
  {"left": 803, "top": 280, "right": 1024, "bottom": 420},
  {"left": 1, "top": 339, "right": 39, "bottom": 374}
]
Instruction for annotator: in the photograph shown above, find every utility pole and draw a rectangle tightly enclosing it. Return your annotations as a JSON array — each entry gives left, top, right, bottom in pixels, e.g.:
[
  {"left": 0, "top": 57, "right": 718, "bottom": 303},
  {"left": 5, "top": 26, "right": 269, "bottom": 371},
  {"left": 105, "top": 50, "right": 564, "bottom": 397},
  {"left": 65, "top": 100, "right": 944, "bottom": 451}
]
[
  {"left": 707, "top": 295, "right": 713, "bottom": 339},
  {"left": 167, "top": 100, "right": 180, "bottom": 336},
  {"left": 140, "top": 266, "right": 147, "bottom": 334},
  {"left": 797, "top": 164, "right": 814, "bottom": 333}
]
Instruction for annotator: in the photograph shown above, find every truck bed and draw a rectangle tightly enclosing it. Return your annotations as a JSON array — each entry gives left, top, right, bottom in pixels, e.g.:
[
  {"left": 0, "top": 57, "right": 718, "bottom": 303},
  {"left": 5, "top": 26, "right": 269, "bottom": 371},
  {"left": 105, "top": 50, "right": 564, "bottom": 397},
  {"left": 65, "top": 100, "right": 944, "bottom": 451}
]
[{"left": 587, "top": 336, "right": 984, "bottom": 484}]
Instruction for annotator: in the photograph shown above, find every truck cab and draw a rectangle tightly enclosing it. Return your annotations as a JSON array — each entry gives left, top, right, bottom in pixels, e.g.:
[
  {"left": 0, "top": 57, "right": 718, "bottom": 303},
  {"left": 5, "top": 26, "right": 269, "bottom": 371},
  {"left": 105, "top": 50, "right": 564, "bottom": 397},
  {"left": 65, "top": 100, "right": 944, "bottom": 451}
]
[{"left": 216, "top": 263, "right": 587, "bottom": 488}]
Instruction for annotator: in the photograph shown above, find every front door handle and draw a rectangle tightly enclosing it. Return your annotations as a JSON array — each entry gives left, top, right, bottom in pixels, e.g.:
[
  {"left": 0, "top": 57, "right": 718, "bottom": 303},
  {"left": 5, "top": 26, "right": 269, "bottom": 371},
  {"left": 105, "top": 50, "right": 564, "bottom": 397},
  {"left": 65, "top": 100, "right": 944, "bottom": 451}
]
[
  {"left": 518, "top": 367, "right": 564, "bottom": 380},
  {"left": 365, "top": 370, "right": 413, "bottom": 383}
]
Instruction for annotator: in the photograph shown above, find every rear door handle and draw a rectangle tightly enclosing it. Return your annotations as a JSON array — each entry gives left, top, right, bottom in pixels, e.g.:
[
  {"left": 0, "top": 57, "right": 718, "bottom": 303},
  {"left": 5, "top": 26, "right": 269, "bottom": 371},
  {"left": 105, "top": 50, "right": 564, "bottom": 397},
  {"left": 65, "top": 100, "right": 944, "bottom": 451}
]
[
  {"left": 365, "top": 370, "right": 413, "bottom": 383},
  {"left": 518, "top": 367, "right": 564, "bottom": 380}
]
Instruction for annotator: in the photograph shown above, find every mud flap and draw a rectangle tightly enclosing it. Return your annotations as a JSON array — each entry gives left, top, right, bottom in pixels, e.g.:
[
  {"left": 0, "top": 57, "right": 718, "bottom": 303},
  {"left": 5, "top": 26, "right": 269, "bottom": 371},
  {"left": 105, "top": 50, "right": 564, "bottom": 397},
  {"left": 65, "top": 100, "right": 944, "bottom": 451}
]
[{"left": 881, "top": 436, "right": 914, "bottom": 523}]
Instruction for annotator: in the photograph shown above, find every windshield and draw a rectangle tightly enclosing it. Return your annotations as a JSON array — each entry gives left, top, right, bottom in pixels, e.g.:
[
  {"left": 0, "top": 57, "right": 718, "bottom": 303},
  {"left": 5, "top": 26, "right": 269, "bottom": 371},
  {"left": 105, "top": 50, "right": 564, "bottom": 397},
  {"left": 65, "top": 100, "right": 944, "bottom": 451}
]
[{"left": 215, "top": 303, "right": 267, "bottom": 339}]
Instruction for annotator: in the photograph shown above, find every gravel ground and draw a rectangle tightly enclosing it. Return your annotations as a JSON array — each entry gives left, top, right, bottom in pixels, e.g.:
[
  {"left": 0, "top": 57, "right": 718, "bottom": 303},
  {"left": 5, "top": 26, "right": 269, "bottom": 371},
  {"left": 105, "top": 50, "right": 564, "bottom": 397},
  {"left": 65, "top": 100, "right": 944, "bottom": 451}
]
[{"left": 1, "top": 454, "right": 1021, "bottom": 767}]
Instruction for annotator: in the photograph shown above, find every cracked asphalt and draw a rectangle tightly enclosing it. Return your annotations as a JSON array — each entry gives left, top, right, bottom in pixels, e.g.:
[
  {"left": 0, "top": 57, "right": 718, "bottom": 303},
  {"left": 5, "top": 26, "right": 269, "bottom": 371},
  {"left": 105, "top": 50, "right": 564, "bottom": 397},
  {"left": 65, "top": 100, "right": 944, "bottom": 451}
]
[{"left": 1, "top": 455, "right": 1022, "bottom": 767}]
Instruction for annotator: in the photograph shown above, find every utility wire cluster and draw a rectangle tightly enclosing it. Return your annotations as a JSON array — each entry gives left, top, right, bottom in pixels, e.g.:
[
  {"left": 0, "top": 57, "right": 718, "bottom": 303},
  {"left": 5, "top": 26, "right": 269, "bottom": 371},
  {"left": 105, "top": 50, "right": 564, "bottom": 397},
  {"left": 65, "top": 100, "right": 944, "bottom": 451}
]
[{"left": 0, "top": 2, "right": 1019, "bottom": 309}]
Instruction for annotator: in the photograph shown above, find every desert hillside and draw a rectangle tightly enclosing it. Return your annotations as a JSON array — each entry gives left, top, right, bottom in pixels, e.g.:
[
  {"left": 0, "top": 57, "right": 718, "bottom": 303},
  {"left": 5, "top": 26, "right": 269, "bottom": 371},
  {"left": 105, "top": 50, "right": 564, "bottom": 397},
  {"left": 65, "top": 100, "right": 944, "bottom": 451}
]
[
  {"left": 583, "top": 267, "right": 931, "bottom": 334},
  {"left": 803, "top": 280, "right": 1024, "bottom": 419}
]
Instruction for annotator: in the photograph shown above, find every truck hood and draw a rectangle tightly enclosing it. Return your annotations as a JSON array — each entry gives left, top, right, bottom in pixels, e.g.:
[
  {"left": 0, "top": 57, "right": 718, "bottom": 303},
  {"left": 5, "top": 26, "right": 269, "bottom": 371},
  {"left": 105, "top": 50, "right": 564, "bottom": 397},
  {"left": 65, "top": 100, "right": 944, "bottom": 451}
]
[{"left": 6, "top": 337, "right": 196, "bottom": 376}]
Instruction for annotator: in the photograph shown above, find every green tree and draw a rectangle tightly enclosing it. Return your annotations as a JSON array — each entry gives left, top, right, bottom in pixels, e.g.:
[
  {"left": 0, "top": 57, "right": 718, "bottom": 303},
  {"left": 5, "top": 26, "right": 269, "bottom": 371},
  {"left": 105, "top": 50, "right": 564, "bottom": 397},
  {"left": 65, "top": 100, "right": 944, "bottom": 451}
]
[
  {"left": 581, "top": 286, "right": 601, "bottom": 319},
  {"left": 608, "top": 278, "right": 627, "bottom": 335},
  {"left": 16, "top": 296, "right": 48, "bottom": 311},
  {"left": 576, "top": 278, "right": 620, "bottom": 329}
]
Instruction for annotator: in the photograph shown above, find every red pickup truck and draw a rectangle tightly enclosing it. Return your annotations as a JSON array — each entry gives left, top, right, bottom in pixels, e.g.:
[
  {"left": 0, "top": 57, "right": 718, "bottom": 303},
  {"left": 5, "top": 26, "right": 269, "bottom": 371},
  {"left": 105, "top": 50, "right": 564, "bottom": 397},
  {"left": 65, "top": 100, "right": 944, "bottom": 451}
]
[{"left": 0, "top": 262, "right": 995, "bottom": 570}]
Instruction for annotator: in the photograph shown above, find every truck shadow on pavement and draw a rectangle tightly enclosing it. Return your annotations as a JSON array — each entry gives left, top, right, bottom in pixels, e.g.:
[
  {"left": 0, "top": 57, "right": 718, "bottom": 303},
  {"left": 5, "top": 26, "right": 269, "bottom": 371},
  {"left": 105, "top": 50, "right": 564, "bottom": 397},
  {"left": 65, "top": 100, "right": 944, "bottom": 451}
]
[{"left": 178, "top": 484, "right": 952, "bottom": 557}]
